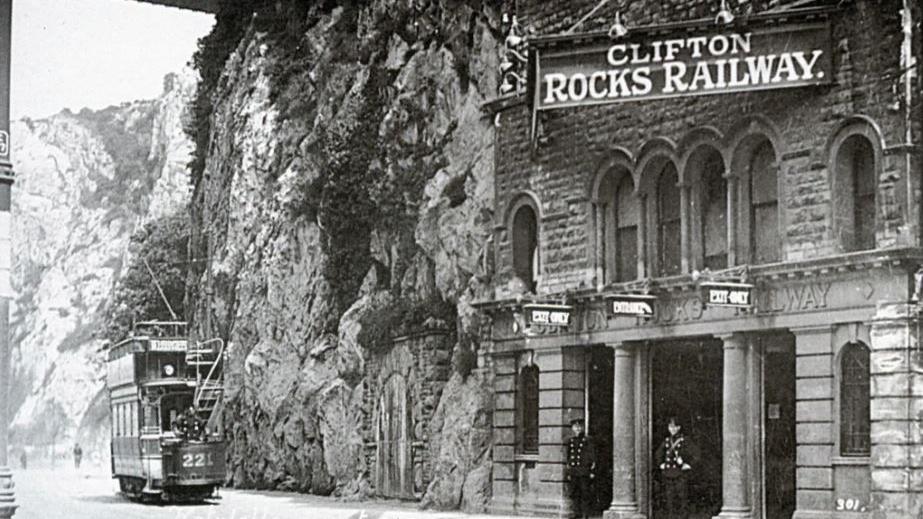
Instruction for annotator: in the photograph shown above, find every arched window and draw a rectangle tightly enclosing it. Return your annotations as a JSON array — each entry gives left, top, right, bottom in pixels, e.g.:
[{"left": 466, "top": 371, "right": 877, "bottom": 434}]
[
  {"left": 834, "top": 135, "right": 876, "bottom": 252},
  {"left": 519, "top": 364, "right": 540, "bottom": 454},
  {"left": 512, "top": 204, "right": 539, "bottom": 292},
  {"left": 657, "top": 163, "right": 681, "bottom": 276},
  {"left": 615, "top": 175, "right": 639, "bottom": 282},
  {"left": 840, "top": 342, "right": 870, "bottom": 457},
  {"left": 750, "top": 141, "right": 779, "bottom": 264},
  {"left": 599, "top": 171, "right": 639, "bottom": 283},
  {"left": 700, "top": 149, "right": 727, "bottom": 270}
]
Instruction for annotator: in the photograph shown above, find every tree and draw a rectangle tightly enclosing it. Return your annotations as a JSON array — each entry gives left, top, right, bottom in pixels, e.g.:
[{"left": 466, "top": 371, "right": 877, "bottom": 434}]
[{"left": 104, "top": 207, "right": 189, "bottom": 345}]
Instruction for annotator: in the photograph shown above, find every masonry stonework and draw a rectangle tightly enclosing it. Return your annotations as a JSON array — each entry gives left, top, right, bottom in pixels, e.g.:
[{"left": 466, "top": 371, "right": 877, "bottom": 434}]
[{"left": 481, "top": 1, "right": 923, "bottom": 518}]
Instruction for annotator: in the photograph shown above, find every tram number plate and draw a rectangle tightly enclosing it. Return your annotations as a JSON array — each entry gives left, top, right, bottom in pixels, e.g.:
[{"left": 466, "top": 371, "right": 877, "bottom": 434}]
[{"left": 182, "top": 452, "right": 215, "bottom": 468}]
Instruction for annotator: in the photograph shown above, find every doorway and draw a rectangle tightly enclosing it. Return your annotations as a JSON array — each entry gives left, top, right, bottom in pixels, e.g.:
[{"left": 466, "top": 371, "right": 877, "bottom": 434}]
[
  {"left": 762, "top": 333, "right": 796, "bottom": 519},
  {"left": 586, "top": 346, "right": 614, "bottom": 514},
  {"left": 650, "top": 339, "right": 723, "bottom": 519},
  {"left": 376, "top": 374, "right": 414, "bottom": 499}
]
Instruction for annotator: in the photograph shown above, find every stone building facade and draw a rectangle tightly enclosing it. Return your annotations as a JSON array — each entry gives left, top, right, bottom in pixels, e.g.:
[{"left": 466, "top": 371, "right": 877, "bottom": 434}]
[{"left": 478, "top": 1, "right": 922, "bottom": 518}]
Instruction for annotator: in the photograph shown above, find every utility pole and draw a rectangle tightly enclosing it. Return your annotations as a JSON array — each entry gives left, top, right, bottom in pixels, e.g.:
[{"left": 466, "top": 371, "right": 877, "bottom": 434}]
[{"left": 0, "top": 0, "right": 15, "bottom": 517}]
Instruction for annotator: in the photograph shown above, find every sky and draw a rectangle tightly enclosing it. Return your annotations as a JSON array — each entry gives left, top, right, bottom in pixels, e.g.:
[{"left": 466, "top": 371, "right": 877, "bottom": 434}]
[{"left": 11, "top": 0, "right": 215, "bottom": 119}]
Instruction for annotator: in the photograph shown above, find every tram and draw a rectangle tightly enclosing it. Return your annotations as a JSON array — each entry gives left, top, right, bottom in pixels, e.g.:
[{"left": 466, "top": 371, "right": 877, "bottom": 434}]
[{"left": 106, "top": 320, "right": 227, "bottom": 502}]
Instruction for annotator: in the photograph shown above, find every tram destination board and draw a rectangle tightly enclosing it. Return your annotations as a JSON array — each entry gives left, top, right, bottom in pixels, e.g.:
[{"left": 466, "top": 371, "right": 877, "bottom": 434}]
[
  {"left": 523, "top": 303, "right": 573, "bottom": 327},
  {"left": 148, "top": 339, "right": 187, "bottom": 352},
  {"left": 701, "top": 281, "right": 754, "bottom": 308}
]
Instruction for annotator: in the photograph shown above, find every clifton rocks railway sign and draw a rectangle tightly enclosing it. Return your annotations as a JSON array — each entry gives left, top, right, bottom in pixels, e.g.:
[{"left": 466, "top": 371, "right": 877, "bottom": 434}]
[{"left": 532, "top": 19, "right": 832, "bottom": 110}]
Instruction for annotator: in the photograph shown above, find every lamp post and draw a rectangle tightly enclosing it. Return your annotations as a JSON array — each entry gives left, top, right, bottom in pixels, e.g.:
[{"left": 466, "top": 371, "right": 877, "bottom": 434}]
[{"left": 0, "top": 0, "right": 15, "bottom": 518}]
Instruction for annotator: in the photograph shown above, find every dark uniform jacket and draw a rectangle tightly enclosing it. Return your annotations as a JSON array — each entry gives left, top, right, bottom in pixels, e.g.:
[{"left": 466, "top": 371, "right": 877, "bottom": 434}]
[
  {"left": 566, "top": 433, "right": 596, "bottom": 479},
  {"left": 655, "top": 432, "right": 698, "bottom": 479}
]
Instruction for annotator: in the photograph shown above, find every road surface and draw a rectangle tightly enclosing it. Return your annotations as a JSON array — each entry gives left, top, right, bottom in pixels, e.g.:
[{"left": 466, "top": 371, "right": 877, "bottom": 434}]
[{"left": 10, "top": 468, "right": 528, "bottom": 519}]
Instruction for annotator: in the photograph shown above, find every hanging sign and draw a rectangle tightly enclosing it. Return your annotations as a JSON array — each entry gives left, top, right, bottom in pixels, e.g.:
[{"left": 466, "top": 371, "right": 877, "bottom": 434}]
[
  {"left": 531, "top": 18, "right": 832, "bottom": 111},
  {"left": 702, "top": 281, "right": 754, "bottom": 308},
  {"left": 523, "top": 303, "right": 573, "bottom": 327},
  {"left": 607, "top": 294, "right": 656, "bottom": 317}
]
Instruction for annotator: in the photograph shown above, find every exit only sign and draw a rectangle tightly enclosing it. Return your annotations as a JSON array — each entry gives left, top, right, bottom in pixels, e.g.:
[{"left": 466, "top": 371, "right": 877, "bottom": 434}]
[
  {"left": 523, "top": 304, "right": 573, "bottom": 327},
  {"left": 701, "top": 282, "right": 754, "bottom": 308}
]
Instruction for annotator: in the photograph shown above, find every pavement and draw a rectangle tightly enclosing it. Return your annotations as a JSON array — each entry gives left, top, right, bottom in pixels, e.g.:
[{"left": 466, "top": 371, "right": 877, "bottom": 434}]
[{"left": 8, "top": 468, "right": 536, "bottom": 519}]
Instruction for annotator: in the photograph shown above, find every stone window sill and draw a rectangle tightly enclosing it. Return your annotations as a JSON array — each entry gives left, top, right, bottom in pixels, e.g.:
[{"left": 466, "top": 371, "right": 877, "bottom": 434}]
[
  {"left": 515, "top": 453, "right": 539, "bottom": 465},
  {"left": 832, "top": 455, "right": 870, "bottom": 466}
]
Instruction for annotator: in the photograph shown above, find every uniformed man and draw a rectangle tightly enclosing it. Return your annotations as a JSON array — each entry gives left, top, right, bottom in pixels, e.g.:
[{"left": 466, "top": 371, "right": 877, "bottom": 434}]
[
  {"left": 172, "top": 406, "right": 204, "bottom": 441},
  {"left": 655, "top": 416, "right": 698, "bottom": 519},
  {"left": 565, "top": 417, "right": 596, "bottom": 519}
]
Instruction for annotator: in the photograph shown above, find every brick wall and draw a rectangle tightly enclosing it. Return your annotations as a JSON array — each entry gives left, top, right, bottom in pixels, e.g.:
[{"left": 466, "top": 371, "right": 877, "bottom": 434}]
[{"left": 493, "top": 1, "right": 915, "bottom": 299}]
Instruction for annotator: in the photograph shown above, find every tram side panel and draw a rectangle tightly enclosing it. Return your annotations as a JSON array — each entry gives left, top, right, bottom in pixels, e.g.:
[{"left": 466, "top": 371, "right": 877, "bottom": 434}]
[
  {"left": 108, "top": 348, "right": 144, "bottom": 481},
  {"left": 110, "top": 389, "right": 144, "bottom": 479}
]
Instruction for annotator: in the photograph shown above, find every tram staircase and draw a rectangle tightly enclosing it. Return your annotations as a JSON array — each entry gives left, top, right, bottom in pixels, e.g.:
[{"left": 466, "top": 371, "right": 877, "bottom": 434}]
[{"left": 185, "top": 338, "right": 226, "bottom": 436}]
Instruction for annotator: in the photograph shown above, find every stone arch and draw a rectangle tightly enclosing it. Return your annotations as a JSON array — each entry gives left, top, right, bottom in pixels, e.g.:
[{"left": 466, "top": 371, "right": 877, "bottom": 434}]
[
  {"left": 636, "top": 137, "right": 679, "bottom": 196},
  {"left": 677, "top": 126, "right": 726, "bottom": 184},
  {"left": 588, "top": 146, "right": 636, "bottom": 202},
  {"left": 725, "top": 114, "right": 785, "bottom": 161},
  {"left": 503, "top": 190, "right": 543, "bottom": 230},
  {"left": 676, "top": 126, "right": 727, "bottom": 184}
]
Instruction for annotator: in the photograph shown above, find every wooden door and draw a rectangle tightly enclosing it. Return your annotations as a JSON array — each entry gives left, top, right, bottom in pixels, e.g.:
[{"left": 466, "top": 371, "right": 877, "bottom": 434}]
[{"left": 376, "top": 374, "right": 414, "bottom": 499}]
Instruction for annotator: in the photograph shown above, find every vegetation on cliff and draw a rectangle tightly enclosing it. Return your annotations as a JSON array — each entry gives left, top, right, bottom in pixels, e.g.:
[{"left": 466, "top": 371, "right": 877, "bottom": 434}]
[
  {"left": 104, "top": 208, "right": 190, "bottom": 345},
  {"left": 186, "top": 0, "right": 498, "bottom": 508}
]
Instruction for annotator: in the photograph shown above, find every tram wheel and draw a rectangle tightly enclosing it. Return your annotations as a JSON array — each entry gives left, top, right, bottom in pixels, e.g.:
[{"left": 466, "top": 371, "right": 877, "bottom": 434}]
[{"left": 118, "top": 477, "right": 145, "bottom": 501}]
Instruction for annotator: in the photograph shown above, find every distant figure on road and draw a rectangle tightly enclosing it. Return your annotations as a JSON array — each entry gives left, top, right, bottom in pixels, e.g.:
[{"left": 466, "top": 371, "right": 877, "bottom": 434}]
[
  {"left": 73, "top": 443, "right": 83, "bottom": 469},
  {"left": 19, "top": 450, "right": 26, "bottom": 470}
]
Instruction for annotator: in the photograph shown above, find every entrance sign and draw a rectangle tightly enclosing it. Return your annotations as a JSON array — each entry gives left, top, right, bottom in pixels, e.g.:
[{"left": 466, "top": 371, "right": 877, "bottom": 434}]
[
  {"left": 701, "top": 282, "right": 754, "bottom": 308},
  {"left": 532, "top": 19, "right": 832, "bottom": 111},
  {"left": 524, "top": 304, "right": 573, "bottom": 327},
  {"left": 608, "top": 294, "right": 656, "bottom": 317}
]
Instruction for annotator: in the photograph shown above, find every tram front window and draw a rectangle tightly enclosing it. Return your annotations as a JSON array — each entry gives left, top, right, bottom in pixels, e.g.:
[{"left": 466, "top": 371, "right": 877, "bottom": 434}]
[{"left": 160, "top": 393, "right": 194, "bottom": 434}]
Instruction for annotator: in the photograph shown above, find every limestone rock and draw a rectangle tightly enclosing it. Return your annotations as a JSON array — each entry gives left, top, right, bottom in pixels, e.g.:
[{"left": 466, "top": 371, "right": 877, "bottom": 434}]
[
  {"left": 9, "top": 71, "right": 197, "bottom": 464},
  {"left": 421, "top": 371, "right": 493, "bottom": 512},
  {"left": 191, "top": 1, "right": 499, "bottom": 507}
]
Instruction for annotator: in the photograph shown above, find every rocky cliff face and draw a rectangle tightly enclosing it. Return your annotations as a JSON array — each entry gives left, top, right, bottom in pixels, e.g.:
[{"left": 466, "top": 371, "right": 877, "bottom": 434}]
[
  {"left": 190, "top": 1, "right": 497, "bottom": 510},
  {"left": 10, "top": 71, "right": 196, "bottom": 463}
]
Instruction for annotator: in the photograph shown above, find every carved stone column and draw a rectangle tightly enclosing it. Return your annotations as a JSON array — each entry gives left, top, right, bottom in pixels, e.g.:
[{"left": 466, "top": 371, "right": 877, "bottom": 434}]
[
  {"left": 716, "top": 334, "right": 752, "bottom": 519},
  {"left": 605, "top": 343, "right": 644, "bottom": 519},
  {"left": 726, "top": 174, "right": 738, "bottom": 267}
]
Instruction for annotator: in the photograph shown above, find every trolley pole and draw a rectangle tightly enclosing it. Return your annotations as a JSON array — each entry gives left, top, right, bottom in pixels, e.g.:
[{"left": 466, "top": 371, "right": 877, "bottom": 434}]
[{"left": 0, "top": 0, "right": 15, "bottom": 517}]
